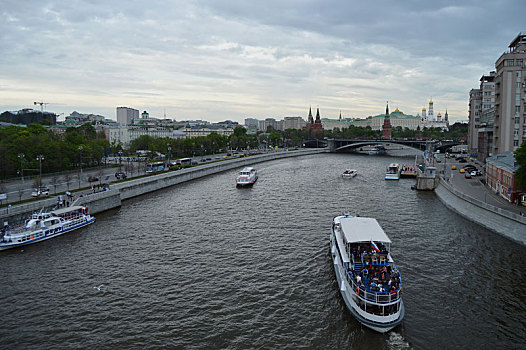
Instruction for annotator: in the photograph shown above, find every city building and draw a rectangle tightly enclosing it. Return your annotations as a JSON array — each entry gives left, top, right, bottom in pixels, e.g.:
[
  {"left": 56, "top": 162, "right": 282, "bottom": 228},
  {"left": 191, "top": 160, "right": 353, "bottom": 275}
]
[
  {"left": 469, "top": 72, "right": 496, "bottom": 159},
  {"left": 108, "top": 125, "right": 186, "bottom": 147},
  {"left": 492, "top": 33, "right": 526, "bottom": 154},
  {"left": 485, "top": 151, "right": 524, "bottom": 204},
  {"left": 259, "top": 118, "right": 278, "bottom": 131},
  {"left": 283, "top": 116, "right": 306, "bottom": 130},
  {"left": 244, "top": 118, "right": 259, "bottom": 130},
  {"left": 181, "top": 125, "right": 234, "bottom": 138},
  {"left": 0, "top": 109, "right": 57, "bottom": 125},
  {"left": 116, "top": 107, "right": 139, "bottom": 126}
]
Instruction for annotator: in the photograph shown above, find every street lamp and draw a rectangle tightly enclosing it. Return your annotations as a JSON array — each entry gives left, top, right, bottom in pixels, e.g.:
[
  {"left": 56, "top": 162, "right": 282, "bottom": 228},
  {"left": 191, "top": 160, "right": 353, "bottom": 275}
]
[
  {"left": 167, "top": 144, "right": 171, "bottom": 166},
  {"left": 36, "top": 155, "right": 44, "bottom": 188},
  {"left": 18, "top": 153, "right": 24, "bottom": 183}
]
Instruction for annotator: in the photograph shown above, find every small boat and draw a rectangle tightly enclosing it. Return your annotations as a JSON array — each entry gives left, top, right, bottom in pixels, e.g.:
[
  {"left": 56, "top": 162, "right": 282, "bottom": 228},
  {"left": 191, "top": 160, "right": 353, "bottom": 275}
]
[
  {"left": 236, "top": 167, "right": 258, "bottom": 187},
  {"left": 385, "top": 163, "right": 401, "bottom": 180},
  {"left": 330, "top": 214, "right": 404, "bottom": 333},
  {"left": 0, "top": 206, "right": 95, "bottom": 251},
  {"left": 368, "top": 146, "right": 387, "bottom": 155},
  {"left": 342, "top": 169, "right": 358, "bottom": 178},
  {"left": 400, "top": 164, "right": 417, "bottom": 178}
]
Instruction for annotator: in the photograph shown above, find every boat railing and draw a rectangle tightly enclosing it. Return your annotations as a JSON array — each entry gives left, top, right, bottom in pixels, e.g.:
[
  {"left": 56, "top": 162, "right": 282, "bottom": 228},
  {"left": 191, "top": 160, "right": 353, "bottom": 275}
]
[
  {"left": 333, "top": 229, "right": 401, "bottom": 306},
  {"left": 346, "top": 267, "right": 401, "bottom": 305}
]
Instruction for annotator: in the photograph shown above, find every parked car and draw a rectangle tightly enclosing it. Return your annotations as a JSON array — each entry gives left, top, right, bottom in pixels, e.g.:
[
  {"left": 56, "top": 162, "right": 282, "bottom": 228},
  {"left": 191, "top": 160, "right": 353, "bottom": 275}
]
[
  {"left": 464, "top": 172, "right": 472, "bottom": 179},
  {"left": 470, "top": 171, "right": 477, "bottom": 177},
  {"left": 458, "top": 158, "right": 467, "bottom": 163},
  {"left": 115, "top": 171, "right": 127, "bottom": 180},
  {"left": 31, "top": 186, "right": 50, "bottom": 197},
  {"left": 451, "top": 165, "right": 457, "bottom": 170},
  {"left": 88, "top": 176, "right": 99, "bottom": 182},
  {"left": 459, "top": 169, "right": 465, "bottom": 173}
]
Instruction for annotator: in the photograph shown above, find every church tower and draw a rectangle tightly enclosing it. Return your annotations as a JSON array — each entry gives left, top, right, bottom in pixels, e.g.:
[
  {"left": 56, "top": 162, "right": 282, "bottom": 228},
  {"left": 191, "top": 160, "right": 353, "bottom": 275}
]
[
  {"left": 422, "top": 107, "right": 427, "bottom": 121},
  {"left": 428, "top": 99, "right": 434, "bottom": 121},
  {"left": 445, "top": 109, "right": 449, "bottom": 127},
  {"left": 315, "top": 107, "right": 321, "bottom": 124}
]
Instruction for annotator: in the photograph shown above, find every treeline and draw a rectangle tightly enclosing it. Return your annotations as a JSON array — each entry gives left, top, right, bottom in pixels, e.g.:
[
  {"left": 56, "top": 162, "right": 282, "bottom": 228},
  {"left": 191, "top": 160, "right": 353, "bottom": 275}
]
[
  {"left": 0, "top": 124, "right": 109, "bottom": 180},
  {"left": 0, "top": 122, "right": 468, "bottom": 180}
]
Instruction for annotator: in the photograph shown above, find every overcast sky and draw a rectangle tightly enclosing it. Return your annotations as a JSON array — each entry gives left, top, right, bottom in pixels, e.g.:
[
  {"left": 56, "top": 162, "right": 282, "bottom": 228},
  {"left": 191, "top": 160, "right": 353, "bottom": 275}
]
[{"left": 0, "top": 1, "right": 524, "bottom": 123}]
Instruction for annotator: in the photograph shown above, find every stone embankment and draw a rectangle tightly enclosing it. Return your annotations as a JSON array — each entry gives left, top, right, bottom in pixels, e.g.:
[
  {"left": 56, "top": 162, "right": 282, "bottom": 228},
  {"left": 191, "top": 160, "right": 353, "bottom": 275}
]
[
  {"left": 435, "top": 177, "right": 526, "bottom": 246},
  {"left": 1, "top": 149, "right": 325, "bottom": 224}
]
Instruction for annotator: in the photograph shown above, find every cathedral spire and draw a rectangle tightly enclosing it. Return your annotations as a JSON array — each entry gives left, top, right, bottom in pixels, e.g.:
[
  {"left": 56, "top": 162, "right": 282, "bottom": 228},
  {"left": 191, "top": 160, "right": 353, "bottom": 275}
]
[
  {"left": 308, "top": 106, "right": 314, "bottom": 124},
  {"left": 385, "top": 101, "right": 390, "bottom": 117},
  {"left": 339, "top": 110, "right": 342, "bottom": 121},
  {"left": 315, "top": 107, "right": 321, "bottom": 122}
]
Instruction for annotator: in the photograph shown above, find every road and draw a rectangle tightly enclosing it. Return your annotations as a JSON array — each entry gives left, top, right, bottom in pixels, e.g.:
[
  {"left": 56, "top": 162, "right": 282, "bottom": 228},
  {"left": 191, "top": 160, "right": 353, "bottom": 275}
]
[{"left": 432, "top": 153, "right": 526, "bottom": 216}]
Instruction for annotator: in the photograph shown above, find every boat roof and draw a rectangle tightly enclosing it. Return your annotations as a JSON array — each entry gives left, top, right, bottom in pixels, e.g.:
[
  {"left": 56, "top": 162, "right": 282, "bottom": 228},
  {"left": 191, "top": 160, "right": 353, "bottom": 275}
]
[
  {"left": 241, "top": 167, "right": 255, "bottom": 171},
  {"left": 340, "top": 217, "right": 392, "bottom": 244},
  {"left": 51, "top": 206, "right": 85, "bottom": 215},
  {"left": 388, "top": 163, "right": 399, "bottom": 167}
]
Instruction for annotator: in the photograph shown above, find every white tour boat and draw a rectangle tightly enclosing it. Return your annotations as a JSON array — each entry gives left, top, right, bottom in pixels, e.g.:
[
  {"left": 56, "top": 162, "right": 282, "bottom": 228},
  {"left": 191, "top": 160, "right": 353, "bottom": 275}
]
[
  {"left": 236, "top": 167, "right": 258, "bottom": 187},
  {"left": 385, "top": 163, "right": 401, "bottom": 180},
  {"left": 0, "top": 206, "right": 95, "bottom": 251},
  {"left": 342, "top": 169, "right": 358, "bottom": 178},
  {"left": 330, "top": 214, "right": 404, "bottom": 333}
]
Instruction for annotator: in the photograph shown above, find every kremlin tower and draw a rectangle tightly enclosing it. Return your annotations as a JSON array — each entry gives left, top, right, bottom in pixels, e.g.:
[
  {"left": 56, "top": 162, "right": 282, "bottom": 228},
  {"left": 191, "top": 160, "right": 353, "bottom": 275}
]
[
  {"left": 428, "top": 99, "right": 434, "bottom": 121},
  {"left": 381, "top": 102, "right": 392, "bottom": 139},
  {"left": 304, "top": 106, "right": 324, "bottom": 134}
]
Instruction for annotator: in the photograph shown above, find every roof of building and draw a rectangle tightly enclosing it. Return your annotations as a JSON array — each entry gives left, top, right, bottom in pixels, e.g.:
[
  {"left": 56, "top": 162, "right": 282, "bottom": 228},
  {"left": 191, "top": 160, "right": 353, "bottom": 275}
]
[{"left": 486, "top": 151, "right": 518, "bottom": 173}]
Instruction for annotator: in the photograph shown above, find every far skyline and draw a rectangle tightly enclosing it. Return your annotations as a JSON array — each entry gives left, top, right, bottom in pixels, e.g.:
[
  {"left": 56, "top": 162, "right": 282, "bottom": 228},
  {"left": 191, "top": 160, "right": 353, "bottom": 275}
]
[{"left": 1, "top": 1, "right": 524, "bottom": 124}]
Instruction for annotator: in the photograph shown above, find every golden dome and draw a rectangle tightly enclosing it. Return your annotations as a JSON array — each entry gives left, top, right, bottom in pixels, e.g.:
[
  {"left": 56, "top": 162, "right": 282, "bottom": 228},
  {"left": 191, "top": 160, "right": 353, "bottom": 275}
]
[
  {"left": 422, "top": 107, "right": 426, "bottom": 111},
  {"left": 429, "top": 99, "right": 433, "bottom": 105},
  {"left": 437, "top": 112, "right": 442, "bottom": 117}
]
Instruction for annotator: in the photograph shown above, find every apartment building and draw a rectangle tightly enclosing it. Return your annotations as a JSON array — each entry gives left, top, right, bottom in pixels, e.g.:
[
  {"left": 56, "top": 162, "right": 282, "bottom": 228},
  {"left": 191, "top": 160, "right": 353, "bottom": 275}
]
[{"left": 492, "top": 33, "right": 526, "bottom": 154}]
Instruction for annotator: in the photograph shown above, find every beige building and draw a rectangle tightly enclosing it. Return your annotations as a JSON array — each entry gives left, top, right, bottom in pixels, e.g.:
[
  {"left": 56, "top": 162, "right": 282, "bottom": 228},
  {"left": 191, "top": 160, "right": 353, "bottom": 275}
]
[
  {"left": 492, "top": 33, "right": 526, "bottom": 154},
  {"left": 181, "top": 125, "right": 234, "bottom": 138},
  {"left": 109, "top": 125, "right": 185, "bottom": 147}
]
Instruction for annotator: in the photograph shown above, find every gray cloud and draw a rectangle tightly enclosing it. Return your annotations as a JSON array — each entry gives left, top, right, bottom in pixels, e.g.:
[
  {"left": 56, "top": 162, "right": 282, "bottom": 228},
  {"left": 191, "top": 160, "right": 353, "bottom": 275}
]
[{"left": 0, "top": 0, "right": 524, "bottom": 122}]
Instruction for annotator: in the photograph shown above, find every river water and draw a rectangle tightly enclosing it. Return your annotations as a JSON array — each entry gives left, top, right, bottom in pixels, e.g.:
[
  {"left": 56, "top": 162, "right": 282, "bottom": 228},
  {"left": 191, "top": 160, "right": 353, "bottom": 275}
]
[{"left": 1, "top": 153, "right": 525, "bottom": 349}]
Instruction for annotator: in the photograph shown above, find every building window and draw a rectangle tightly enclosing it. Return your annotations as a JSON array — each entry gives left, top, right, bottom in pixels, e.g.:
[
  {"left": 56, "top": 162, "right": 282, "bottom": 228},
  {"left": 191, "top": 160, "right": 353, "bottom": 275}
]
[
  {"left": 517, "top": 93, "right": 522, "bottom": 102},
  {"left": 517, "top": 70, "right": 522, "bottom": 79},
  {"left": 518, "top": 59, "right": 524, "bottom": 67},
  {"left": 514, "top": 129, "right": 519, "bottom": 135},
  {"left": 505, "top": 59, "right": 514, "bottom": 66},
  {"left": 515, "top": 117, "right": 520, "bottom": 124},
  {"left": 514, "top": 140, "right": 519, "bottom": 146}
]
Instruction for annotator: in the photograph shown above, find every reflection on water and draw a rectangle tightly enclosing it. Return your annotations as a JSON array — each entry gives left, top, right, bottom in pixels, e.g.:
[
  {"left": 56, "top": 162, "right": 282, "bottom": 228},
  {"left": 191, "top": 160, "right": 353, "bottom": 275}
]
[{"left": 1, "top": 153, "right": 524, "bottom": 349}]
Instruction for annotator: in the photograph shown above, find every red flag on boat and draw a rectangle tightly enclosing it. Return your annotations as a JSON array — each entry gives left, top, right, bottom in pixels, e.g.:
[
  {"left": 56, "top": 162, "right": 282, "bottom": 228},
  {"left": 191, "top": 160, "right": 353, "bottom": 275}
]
[{"left": 371, "top": 240, "right": 380, "bottom": 252}]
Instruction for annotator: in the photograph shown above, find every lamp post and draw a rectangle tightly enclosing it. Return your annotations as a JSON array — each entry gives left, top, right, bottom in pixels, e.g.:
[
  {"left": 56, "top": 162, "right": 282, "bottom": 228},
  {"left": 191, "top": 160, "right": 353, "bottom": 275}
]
[
  {"left": 36, "top": 155, "right": 44, "bottom": 188},
  {"left": 78, "top": 146, "right": 83, "bottom": 189},
  {"left": 18, "top": 153, "right": 24, "bottom": 183},
  {"left": 167, "top": 144, "right": 171, "bottom": 167}
]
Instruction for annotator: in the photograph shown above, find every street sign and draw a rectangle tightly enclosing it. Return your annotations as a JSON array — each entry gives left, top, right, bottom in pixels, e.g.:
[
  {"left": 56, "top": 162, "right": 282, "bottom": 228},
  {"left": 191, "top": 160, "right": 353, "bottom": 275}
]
[{"left": 0, "top": 193, "right": 7, "bottom": 200}]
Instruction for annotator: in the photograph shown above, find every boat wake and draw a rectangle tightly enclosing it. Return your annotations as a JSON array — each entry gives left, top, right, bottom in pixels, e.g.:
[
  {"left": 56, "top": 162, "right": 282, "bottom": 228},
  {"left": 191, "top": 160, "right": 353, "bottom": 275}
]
[{"left": 387, "top": 332, "right": 412, "bottom": 350}]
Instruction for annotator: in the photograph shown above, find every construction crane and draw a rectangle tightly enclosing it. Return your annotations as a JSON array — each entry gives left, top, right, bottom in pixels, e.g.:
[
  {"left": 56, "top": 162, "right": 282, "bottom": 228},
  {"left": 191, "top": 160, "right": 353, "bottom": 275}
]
[{"left": 34, "top": 101, "right": 49, "bottom": 113}]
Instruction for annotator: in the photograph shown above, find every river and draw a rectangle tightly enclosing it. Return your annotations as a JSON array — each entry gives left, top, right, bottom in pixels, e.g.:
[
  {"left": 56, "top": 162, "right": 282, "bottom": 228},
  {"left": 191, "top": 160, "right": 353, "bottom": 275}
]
[{"left": 1, "top": 153, "right": 525, "bottom": 349}]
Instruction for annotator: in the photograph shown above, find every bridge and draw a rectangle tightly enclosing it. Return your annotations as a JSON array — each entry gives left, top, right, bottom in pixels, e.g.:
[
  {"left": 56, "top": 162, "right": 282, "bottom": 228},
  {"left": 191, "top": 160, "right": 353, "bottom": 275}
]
[{"left": 326, "top": 138, "right": 460, "bottom": 153}]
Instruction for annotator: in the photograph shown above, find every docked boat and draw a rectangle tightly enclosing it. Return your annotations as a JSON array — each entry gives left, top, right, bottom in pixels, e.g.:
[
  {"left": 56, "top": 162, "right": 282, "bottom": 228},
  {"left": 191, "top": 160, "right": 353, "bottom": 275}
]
[
  {"left": 342, "top": 169, "right": 358, "bottom": 178},
  {"left": 0, "top": 206, "right": 95, "bottom": 251},
  {"left": 236, "top": 167, "right": 258, "bottom": 187},
  {"left": 330, "top": 214, "right": 404, "bottom": 333},
  {"left": 385, "top": 163, "right": 401, "bottom": 180},
  {"left": 400, "top": 164, "right": 417, "bottom": 178}
]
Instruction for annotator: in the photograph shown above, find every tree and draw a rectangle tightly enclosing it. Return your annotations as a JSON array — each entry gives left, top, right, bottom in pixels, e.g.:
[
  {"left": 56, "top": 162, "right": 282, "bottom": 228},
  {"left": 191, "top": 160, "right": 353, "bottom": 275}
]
[{"left": 514, "top": 140, "right": 526, "bottom": 187}]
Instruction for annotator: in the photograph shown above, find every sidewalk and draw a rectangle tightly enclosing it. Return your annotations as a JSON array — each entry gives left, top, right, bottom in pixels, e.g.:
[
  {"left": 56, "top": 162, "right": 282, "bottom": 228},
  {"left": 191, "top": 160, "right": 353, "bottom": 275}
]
[{"left": 439, "top": 158, "right": 526, "bottom": 217}]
